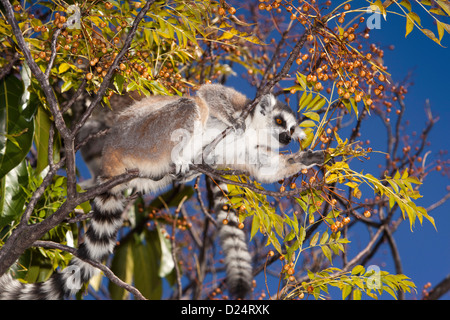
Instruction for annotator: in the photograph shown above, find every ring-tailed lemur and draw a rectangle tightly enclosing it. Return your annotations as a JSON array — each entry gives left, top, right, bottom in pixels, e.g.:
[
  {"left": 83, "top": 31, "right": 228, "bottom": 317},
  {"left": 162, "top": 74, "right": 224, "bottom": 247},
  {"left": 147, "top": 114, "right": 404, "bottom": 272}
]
[{"left": 0, "top": 84, "right": 325, "bottom": 299}]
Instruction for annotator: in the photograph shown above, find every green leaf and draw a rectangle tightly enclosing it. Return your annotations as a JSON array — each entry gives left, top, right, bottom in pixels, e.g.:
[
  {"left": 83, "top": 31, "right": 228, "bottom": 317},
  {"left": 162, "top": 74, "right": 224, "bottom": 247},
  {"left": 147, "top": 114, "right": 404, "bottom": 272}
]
[
  {"left": 156, "top": 224, "right": 174, "bottom": 278},
  {"left": 0, "top": 75, "right": 36, "bottom": 179},
  {"left": 0, "top": 159, "right": 29, "bottom": 229},
  {"left": 298, "top": 226, "right": 306, "bottom": 245},
  {"left": 383, "top": 286, "right": 398, "bottom": 299},
  {"left": 33, "top": 106, "right": 53, "bottom": 174},
  {"left": 342, "top": 284, "right": 352, "bottom": 300},
  {"left": 299, "top": 120, "right": 317, "bottom": 128},
  {"left": 298, "top": 92, "right": 313, "bottom": 111},
  {"left": 321, "top": 245, "right": 332, "bottom": 263},
  {"left": 133, "top": 230, "right": 163, "bottom": 300},
  {"left": 114, "top": 74, "right": 126, "bottom": 93},
  {"left": 319, "top": 231, "right": 329, "bottom": 245},
  {"left": 307, "top": 96, "right": 326, "bottom": 111},
  {"left": 302, "top": 111, "right": 320, "bottom": 122},
  {"left": 300, "top": 128, "right": 314, "bottom": 149},
  {"left": 109, "top": 239, "right": 134, "bottom": 300},
  {"left": 351, "top": 265, "right": 365, "bottom": 276},
  {"left": 310, "top": 232, "right": 319, "bottom": 247},
  {"left": 61, "top": 80, "right": 72, "bottom": 93},
  {"left": 58, "top": 63, "right": 71, "bottom": 74},
  {"left": 353, "top": 288, "right": 362, "bottom": 300},
  {"left": 250, "top": 214, "right": 260, "bottom": 240}
]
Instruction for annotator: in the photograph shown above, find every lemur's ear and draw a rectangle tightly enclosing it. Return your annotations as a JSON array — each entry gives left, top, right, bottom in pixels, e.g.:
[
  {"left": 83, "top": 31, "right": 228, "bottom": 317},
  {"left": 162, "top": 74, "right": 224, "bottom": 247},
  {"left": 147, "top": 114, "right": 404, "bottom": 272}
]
[{"left": 257, "top": 94, "right": 276, "bottom": 116}]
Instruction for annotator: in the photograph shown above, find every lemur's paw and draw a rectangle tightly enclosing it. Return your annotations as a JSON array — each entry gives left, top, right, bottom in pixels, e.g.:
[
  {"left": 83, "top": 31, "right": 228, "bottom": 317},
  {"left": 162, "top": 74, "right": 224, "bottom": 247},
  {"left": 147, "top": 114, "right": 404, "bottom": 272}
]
[{"left": 293, "top": 149, "right": 326, "bottom": 167}]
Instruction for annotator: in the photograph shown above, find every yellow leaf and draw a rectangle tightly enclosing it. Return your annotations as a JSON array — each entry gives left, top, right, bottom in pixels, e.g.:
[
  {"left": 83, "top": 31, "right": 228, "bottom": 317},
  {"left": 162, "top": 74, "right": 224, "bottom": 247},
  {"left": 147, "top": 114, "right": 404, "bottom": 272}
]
[
  {"left": 437, "top": 20, "right": 445, "bottom": 41},
  {"left": 399, "top": 0, "right": 411, "bottom": 11},
  {"left": 373, "top": 0, "right": 387, "bottom": 20},
  {"left": 58, "top": 63, "right": 71, "bottom": 74},
  {"left": 421, "top": 28, "right": 443, "bottom": 45},
  {"left": 436, "top": 0, "right": 450, "bottom": 16},
  {"left": 405, "top": 13, "right": 414, "bottom": 37}
]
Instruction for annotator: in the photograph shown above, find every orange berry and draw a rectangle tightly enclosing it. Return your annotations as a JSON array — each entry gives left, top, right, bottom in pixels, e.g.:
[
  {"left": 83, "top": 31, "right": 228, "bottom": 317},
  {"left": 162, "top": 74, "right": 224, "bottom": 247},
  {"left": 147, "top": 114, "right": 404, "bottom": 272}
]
[
  {"left": 222, "top": 219, "right": 229, "bottom": 225},
  {"left": 363, "top": 210, "right": 371, "bottom": 218}
]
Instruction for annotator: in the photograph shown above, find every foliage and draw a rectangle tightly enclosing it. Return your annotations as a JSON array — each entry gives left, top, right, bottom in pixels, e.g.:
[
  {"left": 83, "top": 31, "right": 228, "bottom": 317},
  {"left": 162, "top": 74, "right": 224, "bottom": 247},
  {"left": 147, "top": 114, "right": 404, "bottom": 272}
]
[{"left": 0, "top": 0, "right": 448, "bottom": 300}]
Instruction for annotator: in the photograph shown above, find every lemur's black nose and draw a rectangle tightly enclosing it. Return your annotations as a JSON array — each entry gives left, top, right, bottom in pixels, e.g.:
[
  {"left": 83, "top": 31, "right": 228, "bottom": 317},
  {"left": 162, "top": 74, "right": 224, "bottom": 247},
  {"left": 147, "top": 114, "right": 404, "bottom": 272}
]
[{"left": 279, "top": 132, "right": 292, "bottom": 145}]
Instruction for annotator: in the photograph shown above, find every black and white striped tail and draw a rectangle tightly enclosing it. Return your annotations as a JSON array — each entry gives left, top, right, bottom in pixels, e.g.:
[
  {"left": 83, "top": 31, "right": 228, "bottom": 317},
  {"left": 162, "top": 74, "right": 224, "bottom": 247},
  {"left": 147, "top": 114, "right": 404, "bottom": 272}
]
[
  {"left": 0, "top": 191, "right": 124, "bottom": 300},
  {"left": 212, "top": 182, "right": 253, "bottom": 299}
]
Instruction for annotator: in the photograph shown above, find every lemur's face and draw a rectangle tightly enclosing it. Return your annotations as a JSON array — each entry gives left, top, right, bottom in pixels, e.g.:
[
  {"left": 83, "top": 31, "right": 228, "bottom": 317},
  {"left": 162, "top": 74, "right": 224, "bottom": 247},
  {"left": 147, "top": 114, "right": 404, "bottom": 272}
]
[{"left": 253, "top": 95, "right": 305, "bottom": 146}]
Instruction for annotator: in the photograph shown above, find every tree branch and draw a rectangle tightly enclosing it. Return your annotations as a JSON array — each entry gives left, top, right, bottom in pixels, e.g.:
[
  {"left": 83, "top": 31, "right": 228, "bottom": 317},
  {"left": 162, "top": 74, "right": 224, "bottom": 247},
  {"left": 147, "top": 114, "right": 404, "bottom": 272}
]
[
  {"left": 33, "top": 240, "right": 146, "bottom": 300},
  {"left": 424, "top": 274, "right": 450, "bottom": 300}
]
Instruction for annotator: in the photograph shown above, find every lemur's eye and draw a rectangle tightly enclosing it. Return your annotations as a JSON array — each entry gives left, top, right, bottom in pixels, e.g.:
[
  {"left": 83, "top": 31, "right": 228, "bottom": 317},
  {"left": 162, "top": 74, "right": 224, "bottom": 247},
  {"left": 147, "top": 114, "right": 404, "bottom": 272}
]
[
  {"left": 276, "top": 118, "right": 283, "bottom": 125},
  {"left": 290, "top": 127, "right": 295, "bottom": 135}
]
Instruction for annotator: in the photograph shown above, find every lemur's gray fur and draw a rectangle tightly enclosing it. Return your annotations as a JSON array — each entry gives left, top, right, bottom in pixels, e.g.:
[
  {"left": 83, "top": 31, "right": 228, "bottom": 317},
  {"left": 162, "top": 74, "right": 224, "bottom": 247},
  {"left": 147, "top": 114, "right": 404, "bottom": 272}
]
[{"left": 0, "top": 84, "right": 325, "bottom": 300}]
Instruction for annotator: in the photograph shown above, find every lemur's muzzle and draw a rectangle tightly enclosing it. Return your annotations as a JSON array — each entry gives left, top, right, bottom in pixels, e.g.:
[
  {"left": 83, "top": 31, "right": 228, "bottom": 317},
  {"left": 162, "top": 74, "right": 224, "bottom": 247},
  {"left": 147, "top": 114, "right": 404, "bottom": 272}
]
[{"left": 279, "top": 132, "right": 292, "bottom": 145}]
